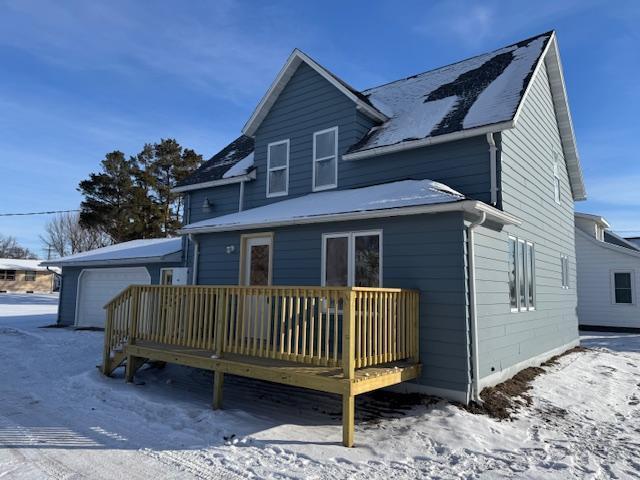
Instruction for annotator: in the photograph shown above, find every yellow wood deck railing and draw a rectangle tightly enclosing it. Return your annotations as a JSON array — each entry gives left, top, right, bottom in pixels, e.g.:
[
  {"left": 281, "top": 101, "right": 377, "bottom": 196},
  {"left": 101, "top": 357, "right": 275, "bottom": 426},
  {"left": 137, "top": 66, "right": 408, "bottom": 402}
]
[{"left": 102, "top": 285, "right": 420, "bottom": 377}]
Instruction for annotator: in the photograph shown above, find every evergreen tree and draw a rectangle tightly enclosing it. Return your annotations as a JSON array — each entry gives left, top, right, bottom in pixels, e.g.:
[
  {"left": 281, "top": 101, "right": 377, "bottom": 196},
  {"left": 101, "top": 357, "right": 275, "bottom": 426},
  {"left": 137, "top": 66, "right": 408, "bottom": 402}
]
[{"left": 77, "top": 140, "right": 202, "bottom": 242}]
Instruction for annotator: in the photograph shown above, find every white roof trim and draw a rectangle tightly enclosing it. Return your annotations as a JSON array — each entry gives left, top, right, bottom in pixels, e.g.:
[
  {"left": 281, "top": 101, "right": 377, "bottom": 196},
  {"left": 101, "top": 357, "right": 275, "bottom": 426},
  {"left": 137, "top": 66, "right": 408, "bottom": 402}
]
[
  {"left": 342, "top": 121, "right": 513, "bottom": 161},
  {"left": 42, "top": 252, "right": 182, "bottom": 268},
  {"left": 180, "top": 200, "right": 520, "bottom": 235},
  {"left": 515, "top": 32, "right": 586, "bottom": 201},
  {"left": 242, "top": 49, "right": 387, "bottom": 137},
  {"left": 575, "top": 212, "right": 611, "bottom": 229},
  {"left": 171, "top": 170, "right": 256, "bottom": 193}
]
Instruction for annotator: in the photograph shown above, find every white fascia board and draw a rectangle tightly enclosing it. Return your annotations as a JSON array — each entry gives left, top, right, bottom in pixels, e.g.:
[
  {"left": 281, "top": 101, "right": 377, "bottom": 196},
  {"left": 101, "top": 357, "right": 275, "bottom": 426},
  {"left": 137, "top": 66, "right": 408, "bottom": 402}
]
[
  {"left": 242, "top": 49, "right": 387, "bottom": 137},
  {"left": 171, "top": 170, "right": 256, "bottom": 193},
  {"left": 342, "top": 121, "right": 514, "bottom": 161},
  {"left": 43, "top": 251, "right": 183, "bottom": 268},
  {"left": 575, "top": 212, "right": 611, "bottom": 229},
  {"left": 179, "top": 200, "right": 520, "bottom": 235}
]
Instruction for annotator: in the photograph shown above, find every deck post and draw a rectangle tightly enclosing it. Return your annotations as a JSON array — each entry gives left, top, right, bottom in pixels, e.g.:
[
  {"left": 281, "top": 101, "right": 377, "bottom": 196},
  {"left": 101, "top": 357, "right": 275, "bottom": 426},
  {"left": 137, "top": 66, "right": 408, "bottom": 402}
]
[
  {"left": 342, "top": 290, "right": 356, "bottom": 380},
  {"left": 129, "top": 287, "right": 140, "bottom": 346},
  {"left": 342, "top": 393, "right": 355, "bottom": 447},
  {"left": 125, "top": 355, "right": 135, "bottom": 382},
  {"left": 342, "top": 289, "right": 356, "bottom": 447},
  {"left": 214, "top": 288, "right": 226, "bottom": 357},
  {"left": 102, "top": 306, "right": 113, "bottom": 376},
  {"left": 213, "top": 371, "right": 224, "bottom": 409}
]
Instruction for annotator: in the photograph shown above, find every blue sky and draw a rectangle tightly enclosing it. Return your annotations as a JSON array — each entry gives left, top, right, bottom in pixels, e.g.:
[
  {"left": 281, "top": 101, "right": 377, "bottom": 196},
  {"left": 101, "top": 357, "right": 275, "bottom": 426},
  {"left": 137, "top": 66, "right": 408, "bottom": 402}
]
[{"left": 1, "top": 0, "right": 639, "bottom": 256}]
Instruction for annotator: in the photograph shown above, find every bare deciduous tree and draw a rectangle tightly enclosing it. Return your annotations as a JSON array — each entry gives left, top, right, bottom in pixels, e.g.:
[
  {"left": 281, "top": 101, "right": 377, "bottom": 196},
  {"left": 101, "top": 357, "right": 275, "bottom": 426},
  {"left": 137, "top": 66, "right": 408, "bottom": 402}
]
[
  {"left": 40, "top": 212, "right": 112, "bottom": 258},
  {"left": 0, "top": 234, "right": 38, "bottom": 259}
]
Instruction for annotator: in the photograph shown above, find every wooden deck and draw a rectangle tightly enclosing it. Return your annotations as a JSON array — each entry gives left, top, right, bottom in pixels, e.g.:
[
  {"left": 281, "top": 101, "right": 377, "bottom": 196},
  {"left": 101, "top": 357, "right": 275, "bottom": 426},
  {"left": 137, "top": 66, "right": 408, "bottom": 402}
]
[{"left": 102, "top": 285, "right": 421, "bottom": 447}]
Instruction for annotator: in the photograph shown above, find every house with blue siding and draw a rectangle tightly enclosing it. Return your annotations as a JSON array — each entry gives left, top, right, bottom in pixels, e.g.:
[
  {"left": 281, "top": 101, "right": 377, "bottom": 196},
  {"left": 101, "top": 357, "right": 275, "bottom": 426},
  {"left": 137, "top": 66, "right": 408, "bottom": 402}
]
[{"left": 167, "top": 30, "right": 586, "bottom": 404}]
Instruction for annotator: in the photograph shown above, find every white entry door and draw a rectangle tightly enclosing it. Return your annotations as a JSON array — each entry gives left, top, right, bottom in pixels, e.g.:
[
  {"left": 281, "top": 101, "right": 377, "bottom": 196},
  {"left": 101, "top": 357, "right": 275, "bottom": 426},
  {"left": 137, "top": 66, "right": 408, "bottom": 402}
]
[
  {"left": 76, "top": 267, "right": 151, "bottom": 328},
  {"left": 241, "top": 236, "right": 272, "bottom": 341}
]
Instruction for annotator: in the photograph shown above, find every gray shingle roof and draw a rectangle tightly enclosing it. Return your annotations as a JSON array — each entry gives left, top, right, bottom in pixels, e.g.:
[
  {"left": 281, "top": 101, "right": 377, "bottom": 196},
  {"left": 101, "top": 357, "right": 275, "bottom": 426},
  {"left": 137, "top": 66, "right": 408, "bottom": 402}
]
[
  {"left": 349, "top": 32, "right": 552, "bottom": 154},
  {"left": 176, "top": 135, "right": 254, "bottom": 188}
]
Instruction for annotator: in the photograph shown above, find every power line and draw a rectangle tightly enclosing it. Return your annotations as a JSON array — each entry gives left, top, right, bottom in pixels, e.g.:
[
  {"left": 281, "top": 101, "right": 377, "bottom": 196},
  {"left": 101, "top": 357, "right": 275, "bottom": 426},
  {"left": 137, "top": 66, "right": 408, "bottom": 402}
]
[{"left": 0, "top": 209, "right": 79, "bottom": 217}]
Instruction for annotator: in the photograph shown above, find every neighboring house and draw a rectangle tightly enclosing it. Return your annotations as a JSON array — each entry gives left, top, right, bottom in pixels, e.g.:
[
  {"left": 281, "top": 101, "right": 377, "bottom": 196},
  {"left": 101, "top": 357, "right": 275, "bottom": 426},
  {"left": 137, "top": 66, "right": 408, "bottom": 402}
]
[
  {"left": 0, "top": 258, "right": 59, "bottom": 293},
  {"left": 625, "top": 237, "right": 640, "bottom": 249},
  {"left": 41, "top": 238, "right": 185, "bottom": 328},
  {"left": 164, "top": 30, "right": 586, "bottom": 404},
  {"left": 575, "top": 212, "right": 640, "bottom": 331}
]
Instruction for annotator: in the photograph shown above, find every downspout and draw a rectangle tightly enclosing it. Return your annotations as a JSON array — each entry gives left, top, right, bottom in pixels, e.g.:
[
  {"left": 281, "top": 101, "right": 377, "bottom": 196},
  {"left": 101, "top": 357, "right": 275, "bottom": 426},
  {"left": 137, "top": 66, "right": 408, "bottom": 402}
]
[
  {"left": 189, "top": 234, "right": 199, "bottom": 285},
  {"left": 486, "top": 132, "right": 497, "bottom": 206},
  {"left": 468, "top": 211, "right": 487, "bottom": 404},
  {"left": 238, "top": 180, "right": 245, "bottom": 212}
]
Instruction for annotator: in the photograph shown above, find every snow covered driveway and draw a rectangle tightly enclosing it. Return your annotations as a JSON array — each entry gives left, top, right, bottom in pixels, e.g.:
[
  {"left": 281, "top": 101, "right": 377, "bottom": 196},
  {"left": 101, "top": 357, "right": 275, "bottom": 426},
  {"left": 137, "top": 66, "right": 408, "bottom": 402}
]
[{"left": 0, "top": 294, "right": 638, "bottom": 479}]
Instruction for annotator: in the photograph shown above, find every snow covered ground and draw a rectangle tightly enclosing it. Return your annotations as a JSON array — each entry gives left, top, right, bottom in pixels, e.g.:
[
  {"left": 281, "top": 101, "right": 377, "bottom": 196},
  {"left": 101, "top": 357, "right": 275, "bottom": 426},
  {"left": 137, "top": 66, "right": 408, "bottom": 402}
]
[{"left": 0, "top": 294, "right": 638, "bottom": 479}]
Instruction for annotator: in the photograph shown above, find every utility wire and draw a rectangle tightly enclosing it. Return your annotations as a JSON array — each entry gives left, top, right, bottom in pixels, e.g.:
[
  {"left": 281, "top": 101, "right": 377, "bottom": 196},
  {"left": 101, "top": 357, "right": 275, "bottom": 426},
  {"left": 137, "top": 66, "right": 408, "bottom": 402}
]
[{"left": 0, "top": 209, "right": 80, "bottom": 217}]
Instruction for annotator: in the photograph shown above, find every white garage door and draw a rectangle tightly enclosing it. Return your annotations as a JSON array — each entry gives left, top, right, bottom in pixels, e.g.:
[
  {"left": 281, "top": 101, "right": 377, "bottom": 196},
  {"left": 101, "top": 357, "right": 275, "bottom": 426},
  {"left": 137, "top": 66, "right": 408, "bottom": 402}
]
[{"left": 76, "top": 268, "right": 151, "bottom": 328}]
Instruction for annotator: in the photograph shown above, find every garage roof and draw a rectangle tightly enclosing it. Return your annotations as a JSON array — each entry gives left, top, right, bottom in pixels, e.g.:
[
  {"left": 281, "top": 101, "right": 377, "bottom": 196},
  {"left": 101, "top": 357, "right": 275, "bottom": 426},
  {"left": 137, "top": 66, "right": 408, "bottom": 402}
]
[{"left": 40, "top": 238, "right": 183, "bottom": 267}]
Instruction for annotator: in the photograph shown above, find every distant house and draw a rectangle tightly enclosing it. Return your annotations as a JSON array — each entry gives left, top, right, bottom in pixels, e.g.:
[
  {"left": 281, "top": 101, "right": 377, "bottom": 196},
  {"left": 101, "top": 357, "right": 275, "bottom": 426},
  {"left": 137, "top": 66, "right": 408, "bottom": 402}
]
[
  {"left": 41, "top": 238, "right": 185, "bottom": 328},
  {"left": 575, "top": 213, "right": 640, "bottom": 331},
  {"left": 0, "top": 258, "right": 59, "bottom": 293}
]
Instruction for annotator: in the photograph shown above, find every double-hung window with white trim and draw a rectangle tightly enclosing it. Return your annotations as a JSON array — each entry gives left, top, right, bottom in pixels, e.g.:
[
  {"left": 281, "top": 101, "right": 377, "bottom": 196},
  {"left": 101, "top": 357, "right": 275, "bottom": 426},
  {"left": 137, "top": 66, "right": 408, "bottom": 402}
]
[
  {"left": 553, "top": 151, "right": 561, "bottom": 205},
  {"left": 312, "top": 126, "right": 338, "bottom": 191},
  {"left": 560, "top": 255, "right": 570, "bottom": 289},
  {"left": 612, "top": 271, "right": 634, "bottom": 305},
  {"left": 267, "top": 139, "right": 289, "bottom": 197},
  {"left": 322, "top": 230, "right": 382, "bottom": 288},
  {"left": 508, "top": 236, "right": 536, "bottom": 311}
]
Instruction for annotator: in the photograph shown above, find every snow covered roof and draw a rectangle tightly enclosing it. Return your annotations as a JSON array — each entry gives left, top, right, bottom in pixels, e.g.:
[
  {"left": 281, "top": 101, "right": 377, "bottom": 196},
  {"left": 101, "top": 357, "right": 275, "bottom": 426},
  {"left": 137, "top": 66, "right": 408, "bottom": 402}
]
[
  {"left": 0, "top": 258, "right": 57, "bottom": 272},
  {"left": 173, "top": 135, "right": 255, "bottom": 192},
  {"left": 40, "top": 238, "right": 183, "bottom": 267},
  {"left": 180, "top": 179, "right": 519, "bottom": 234},
  {"left": 349, "top": 32, "right": 551, "bottom": 153}
]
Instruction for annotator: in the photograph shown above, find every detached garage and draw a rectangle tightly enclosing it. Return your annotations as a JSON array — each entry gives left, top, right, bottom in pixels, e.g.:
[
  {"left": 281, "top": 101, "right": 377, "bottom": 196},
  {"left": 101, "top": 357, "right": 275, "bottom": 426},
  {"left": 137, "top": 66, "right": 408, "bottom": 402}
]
[{"left": 42, "top": 238, "right": 186, "bottom": 328}]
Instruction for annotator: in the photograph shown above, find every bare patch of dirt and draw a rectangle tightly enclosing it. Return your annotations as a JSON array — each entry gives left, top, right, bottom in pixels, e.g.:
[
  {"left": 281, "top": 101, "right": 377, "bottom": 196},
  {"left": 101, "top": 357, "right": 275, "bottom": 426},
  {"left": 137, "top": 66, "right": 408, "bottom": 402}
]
[{"left": 464, "top": 346, "right": 589, "bottom": 420}]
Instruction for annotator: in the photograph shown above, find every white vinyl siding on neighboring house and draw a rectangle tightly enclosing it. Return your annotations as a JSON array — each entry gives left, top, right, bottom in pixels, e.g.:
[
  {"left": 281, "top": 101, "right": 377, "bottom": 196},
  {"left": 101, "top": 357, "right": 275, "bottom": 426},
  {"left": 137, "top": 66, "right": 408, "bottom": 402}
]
[
  {"left": 266, "top": 139, "right": 289, "bottom": 198},
  {"left": 312, "top": 126, "right": 338, "bottom": 191},
  {"left": 508, "top": 236, "right": 536, "bottom": 312},
  {"left": 322, "top": 230, "right": 381, "bottom": 287}
]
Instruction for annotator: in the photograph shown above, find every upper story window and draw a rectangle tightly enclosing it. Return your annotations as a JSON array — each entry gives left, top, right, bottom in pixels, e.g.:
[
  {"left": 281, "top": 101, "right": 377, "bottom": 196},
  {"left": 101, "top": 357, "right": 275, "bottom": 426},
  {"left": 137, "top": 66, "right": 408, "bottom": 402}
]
[
  {"left": 508, "top": 236, "right": 536, "bottom": 312},
  {"left": 267, "top": 139, "right": 289, "bottom": 198},
  {"left": 24, "top": 271, "right": 36, "bottom": 282},
  {"left": 552, "top": 151, "right": 561, "bottom": 204},
  {"left": 313, "top": 127, "right": 338, "bottom": 191},
  {"left": 594, "top": 224, "right": 605, "bottom": 241}
]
